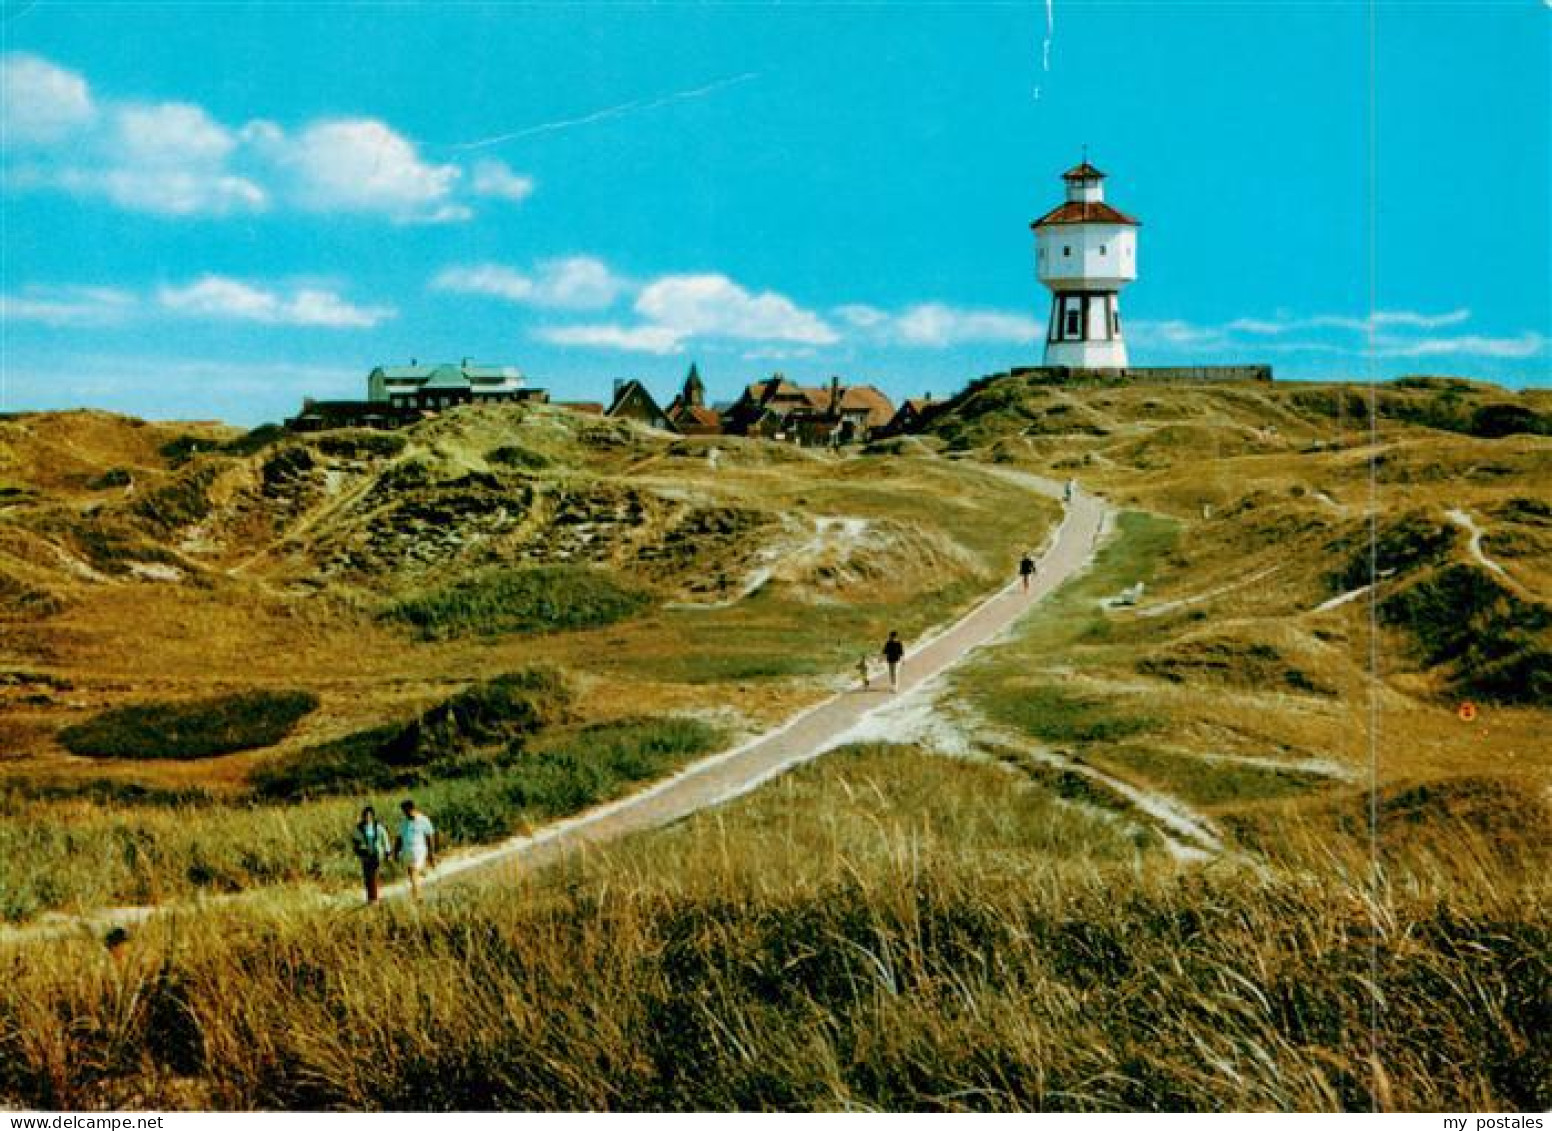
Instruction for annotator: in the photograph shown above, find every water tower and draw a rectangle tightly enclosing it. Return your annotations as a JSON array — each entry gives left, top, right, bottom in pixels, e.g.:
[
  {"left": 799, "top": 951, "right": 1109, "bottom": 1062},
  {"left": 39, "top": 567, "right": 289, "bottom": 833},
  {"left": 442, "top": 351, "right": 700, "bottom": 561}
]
[{"left": 1032, "top": 159, "right": 1140, "bottom": 368}]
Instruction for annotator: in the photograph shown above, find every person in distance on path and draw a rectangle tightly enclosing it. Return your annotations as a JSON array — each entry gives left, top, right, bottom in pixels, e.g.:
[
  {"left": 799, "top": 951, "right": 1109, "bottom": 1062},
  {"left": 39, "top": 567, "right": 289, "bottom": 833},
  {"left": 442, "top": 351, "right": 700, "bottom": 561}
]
[
  {"left": 882, "top": 630, "right": 905, "bottom": 693},
  {"left": 1019, "top": 552, "right": 1038, "bottom": 593}
]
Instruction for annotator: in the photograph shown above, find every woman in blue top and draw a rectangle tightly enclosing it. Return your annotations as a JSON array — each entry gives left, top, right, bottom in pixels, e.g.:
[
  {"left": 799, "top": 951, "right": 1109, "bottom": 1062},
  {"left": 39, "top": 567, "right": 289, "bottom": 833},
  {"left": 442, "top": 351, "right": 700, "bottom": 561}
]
[{"left": 395, "top": 798, "right": 438, "bottom": 901}]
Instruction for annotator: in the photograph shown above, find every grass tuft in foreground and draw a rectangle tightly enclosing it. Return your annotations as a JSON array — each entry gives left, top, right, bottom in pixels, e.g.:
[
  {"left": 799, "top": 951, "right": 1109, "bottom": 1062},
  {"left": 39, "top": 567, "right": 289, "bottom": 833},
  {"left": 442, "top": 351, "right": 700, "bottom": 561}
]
[{"left": 1, "top": 746, "right": 1543, "bottom": 1111}]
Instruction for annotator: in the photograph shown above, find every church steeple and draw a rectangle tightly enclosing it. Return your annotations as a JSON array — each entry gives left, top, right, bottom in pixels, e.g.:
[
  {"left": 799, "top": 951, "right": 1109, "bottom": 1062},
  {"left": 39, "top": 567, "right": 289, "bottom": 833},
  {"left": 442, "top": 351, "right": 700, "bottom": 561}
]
[{"left": 683, "top": 361, "right": 705, "bottom": 408}]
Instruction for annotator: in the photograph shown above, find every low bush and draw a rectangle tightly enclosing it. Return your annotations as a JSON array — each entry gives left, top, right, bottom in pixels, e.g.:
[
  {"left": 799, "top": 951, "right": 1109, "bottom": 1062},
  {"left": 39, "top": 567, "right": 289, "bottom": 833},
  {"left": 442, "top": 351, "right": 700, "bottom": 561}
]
[
  {"left": 1380, "top": 563, "right": 1552, "bottom": 703},
  {"left": 1329, "top": 510, "right": 1458, "bottom": 592},
  {"left": 486, "top": 443, "right": 553, "bottom": 471},
  {"left": 57, "top": 690, "right": 320, "bottom": 760},
  {"left": 310, "top": 430, "right": 408, "bottom": 460},
  {"left": 251, "top": 670, "right": 571, "bottom": 800}
]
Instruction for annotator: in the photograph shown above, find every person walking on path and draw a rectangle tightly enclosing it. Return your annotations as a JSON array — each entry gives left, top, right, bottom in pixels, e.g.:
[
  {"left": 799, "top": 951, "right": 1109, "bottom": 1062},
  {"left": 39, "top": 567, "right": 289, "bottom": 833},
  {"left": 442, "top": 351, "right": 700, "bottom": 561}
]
[
  {"left": 882, "top": 631, "right": 905, "bottom": 693},
  {"left": 352, "top": 805, "right": 392, "bottom": 904},
  {"left": 1064, "top": 478, "right": 1077, "bottom": 504},
  {"left": 856, "top": 653, "right": 872, "bottom": 691},
  {"left": 395, "top": 799, "right": 438, "bottom": 901},
  {"left": 1019, "top": 552, "right": 1038, "bottom": 593}
]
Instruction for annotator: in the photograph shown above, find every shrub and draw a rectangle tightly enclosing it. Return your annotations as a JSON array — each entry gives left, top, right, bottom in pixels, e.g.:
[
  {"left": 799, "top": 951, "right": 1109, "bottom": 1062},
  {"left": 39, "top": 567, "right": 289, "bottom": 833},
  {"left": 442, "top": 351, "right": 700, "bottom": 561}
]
[
  {"left": 89, "top": 468, "right": 133, "bottom": 489},
  {"left": 486, "top": 443, "right": 553, "bottom": 471},
  {"left": 1379, "top": 563, "right": 1552, "bottom": 703},
  {"left": 384, "top": 566, "right": 651, "bottom": 641},
  {"left": 58, "top": 690, "right": 320, "bottom": 760},
  {"left": 1469, "top": 402, "right": 1551, "bottom": 438},
  {"left": 1329, "top": 510, "right": 1458, "bottom": 592},
  {"left": 311, "top": 431, "right": 408, "bottom": 460}
]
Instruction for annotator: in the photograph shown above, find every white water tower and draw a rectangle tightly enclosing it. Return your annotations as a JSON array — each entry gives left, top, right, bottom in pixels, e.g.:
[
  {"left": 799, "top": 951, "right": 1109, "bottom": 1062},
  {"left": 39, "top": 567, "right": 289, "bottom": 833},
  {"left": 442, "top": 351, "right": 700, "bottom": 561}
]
[{"left": 1032, "top": 159, "right": 1140, "bottom": 368}]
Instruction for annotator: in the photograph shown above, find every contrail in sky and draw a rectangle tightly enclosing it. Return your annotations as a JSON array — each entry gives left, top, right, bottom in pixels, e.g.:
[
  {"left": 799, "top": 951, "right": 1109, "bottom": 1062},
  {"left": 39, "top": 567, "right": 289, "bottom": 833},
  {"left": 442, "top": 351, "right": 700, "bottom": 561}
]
[
  {"left": 1042, "top": 0, "right": 1055, "bottom": 73},
  {"left": 447, "top": 71, "right": 761, "bottom": 152}
]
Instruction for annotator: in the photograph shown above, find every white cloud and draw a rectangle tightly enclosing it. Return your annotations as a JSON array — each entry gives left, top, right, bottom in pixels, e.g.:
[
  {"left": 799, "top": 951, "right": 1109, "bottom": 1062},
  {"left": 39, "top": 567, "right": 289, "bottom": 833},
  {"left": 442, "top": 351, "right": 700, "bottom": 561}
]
[
  {"left": 1, "top": 54, "right": 530, "bottom": 222},
  {"left": 1132, "top": 309, "right": 1543, "bottom": 363},
  {"left": 634, "top": 274, "right": 838, "bottom": 345},
  {"left": 532, "top": 271, "right": 836, "bottom": 354},
  {"left": 0, "top": 53, "right": 96, "bottom": 143},
  {"left": 0, "top": 284, "right": 135, "bottom": 326},
  {"left": 834, "top": 301, "right": 1043, "bottom": 347},
  {"left": 1369, "top": 309, "right": 1472, "bottom": 331},
  {"left": 71, "top": 165, "right": 266, "bottom": 217},
  {"left": 111, "top": 101, "right": 235, "bottom": 167},
  {"left": 1128, "top": 318, "right": 1233, "bottom": 349},
  {"left": 1372, "top": 331, "right": 1545, "bottom": 360},
  {"left": 834, "top": 303, "right": 890, "bottom": 329},
  {"left": 155, "top": 275, "right": 394, "bottom": 327},
  {"left": 433, "top": 256, "right": 627, "bottom": 310},
  {"left": 536, "top": 324, "right": 684, "bottom": 354},
  {"left": 470, "top": 158, "right": 534, "bottom": 202},
  {"left": 271, "top": 118, "right": 466, "bottom": 222},
  {"left": 1227, "top": 308, "right": 1473, "bottom": 335},
  {"left": 891, "top": 303, "right": 1044, "bottom": 347}
]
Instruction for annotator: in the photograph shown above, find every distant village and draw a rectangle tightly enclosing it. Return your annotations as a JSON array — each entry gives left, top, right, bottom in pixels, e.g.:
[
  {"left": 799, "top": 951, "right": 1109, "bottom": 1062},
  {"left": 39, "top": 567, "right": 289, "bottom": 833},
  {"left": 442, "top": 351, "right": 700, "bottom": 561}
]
[
  {"left": 285, "top": 161, "right": 1277, "bottom": 446},
  {"left": 286, "top": 360, "right": 944, "bottom": 447}
]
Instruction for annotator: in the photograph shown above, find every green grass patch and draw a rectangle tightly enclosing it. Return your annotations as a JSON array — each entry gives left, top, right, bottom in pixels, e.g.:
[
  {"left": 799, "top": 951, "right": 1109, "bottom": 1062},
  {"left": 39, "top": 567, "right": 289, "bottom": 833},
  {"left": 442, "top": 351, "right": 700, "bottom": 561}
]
[
  {"left": 57, "top": 690, "right": 319, "bottom": 761},
  {"left": 385, "top": 565, "right": 651, "bottom": 640},
  {"left": 1085, "top": 746, "right": 1330, "bottom": 808},
  {"left": 981, "top": 682, "right": 1155, "bottom": 745},
  {"left": 434, "top": 716, "right": 721, "bottom": 841}
]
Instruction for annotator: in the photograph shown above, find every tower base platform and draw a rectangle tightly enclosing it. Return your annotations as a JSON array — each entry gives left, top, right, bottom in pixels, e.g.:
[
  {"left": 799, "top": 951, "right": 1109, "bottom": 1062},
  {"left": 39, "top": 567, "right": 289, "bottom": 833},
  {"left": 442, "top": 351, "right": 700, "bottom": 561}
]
[{"left": 987, "top": 364, "right": 1273, "bottom": 386}]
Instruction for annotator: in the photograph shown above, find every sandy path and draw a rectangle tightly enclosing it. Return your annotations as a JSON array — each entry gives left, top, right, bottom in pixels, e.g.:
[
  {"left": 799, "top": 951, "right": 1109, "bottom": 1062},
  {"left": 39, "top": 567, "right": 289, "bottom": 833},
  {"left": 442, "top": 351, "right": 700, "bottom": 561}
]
[
  {"left": 1445, "top": 508, "right": 1507, "bottom": 578},
  {"left": 6, "top": 476, "right": 1108, "bottom": 936}
]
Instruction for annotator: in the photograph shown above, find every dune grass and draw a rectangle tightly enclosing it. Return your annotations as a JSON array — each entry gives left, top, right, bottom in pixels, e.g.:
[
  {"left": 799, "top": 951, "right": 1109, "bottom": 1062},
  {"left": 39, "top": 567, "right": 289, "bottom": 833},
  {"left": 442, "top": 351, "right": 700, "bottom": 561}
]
[
  {"left": 1, "top": 745, "right": 1543, "bottom": 1111},
  {"left": 0, "top": 716, "right": 719, "bottom": 924},
  {"left": 56, "top": 690, "right": 320, "bottom": 761}
]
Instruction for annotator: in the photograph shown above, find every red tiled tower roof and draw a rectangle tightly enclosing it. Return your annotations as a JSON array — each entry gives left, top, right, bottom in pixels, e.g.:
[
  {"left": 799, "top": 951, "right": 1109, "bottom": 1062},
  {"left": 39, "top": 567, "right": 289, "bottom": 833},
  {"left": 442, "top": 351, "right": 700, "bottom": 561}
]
[{"left": 1030, "top": 200, "right": 1140, "bottom": 229}]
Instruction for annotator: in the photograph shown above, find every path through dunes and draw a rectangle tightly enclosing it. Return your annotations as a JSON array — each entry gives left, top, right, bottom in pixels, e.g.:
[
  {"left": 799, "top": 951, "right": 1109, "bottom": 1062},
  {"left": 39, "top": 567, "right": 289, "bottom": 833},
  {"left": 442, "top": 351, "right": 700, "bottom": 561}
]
[{"left": 406, "top": 477, "right": 1110, "bottom": 900}]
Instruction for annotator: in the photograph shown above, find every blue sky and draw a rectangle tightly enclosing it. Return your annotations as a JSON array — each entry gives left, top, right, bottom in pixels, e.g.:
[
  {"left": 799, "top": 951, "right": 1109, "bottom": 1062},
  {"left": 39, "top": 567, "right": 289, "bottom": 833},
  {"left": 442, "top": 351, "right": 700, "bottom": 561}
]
[{"left": 1, "top": 1, "right": 1547, "bottom": 424}]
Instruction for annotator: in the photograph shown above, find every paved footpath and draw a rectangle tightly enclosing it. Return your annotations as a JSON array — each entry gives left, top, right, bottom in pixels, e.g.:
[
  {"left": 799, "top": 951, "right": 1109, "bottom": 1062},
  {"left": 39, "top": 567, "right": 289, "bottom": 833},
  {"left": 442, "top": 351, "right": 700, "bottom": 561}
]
[
  {"left": 5, "top": 477, "right": 1108, "bottom": 937},
  {"left": 399, "top": 477, "right": 1109, "bottom": 901}
]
